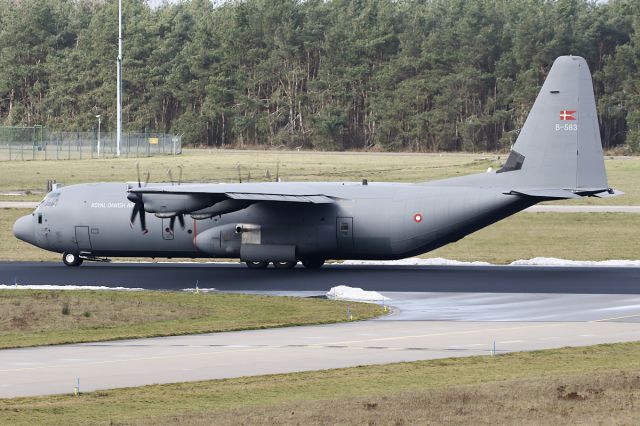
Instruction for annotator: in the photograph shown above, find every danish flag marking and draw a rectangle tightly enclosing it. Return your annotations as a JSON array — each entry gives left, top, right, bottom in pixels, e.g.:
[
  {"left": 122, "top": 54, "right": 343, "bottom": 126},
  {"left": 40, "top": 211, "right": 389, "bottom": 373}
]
[{"left": 560, "top": 110, "right": 576, "bottom": 121}]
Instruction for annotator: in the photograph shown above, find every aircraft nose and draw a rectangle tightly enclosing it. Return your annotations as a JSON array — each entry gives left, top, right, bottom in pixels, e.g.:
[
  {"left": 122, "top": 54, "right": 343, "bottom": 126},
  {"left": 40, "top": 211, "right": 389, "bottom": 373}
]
[{"left": 13, "top": 215, "right": 35, "bottom": 245}]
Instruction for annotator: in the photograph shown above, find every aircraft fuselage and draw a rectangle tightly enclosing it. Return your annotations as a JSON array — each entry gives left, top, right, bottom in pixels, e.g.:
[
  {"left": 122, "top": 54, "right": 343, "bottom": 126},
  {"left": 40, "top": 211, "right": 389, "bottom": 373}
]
[{"left": 14, "top": 181, "right": 531, "bottom": 262}]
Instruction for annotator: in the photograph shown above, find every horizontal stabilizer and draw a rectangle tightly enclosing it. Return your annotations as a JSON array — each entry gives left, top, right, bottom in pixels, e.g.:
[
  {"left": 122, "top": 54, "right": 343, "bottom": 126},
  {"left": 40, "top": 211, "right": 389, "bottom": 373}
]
[
  {"left": 590, "top": 189, "right": 624, "bottom": 198},
  {"left": 507, "top": 187, "right": 622, "bottom": 199},
  {"left": 506, "top": 189, "right": 582, "bottom": 199}
]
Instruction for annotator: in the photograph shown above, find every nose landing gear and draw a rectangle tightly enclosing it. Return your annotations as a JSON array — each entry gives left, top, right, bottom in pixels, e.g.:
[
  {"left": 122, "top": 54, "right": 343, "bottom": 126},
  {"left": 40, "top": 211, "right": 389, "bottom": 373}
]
[{"left": 62, "top": 252, "right": 83, "bottom": 267}]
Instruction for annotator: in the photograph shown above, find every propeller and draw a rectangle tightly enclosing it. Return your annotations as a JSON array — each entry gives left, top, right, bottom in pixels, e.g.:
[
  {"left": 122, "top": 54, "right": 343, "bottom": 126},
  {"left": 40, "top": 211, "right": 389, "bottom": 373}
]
[
  {"left": 165, "top": 165, "right": 185, "bottom": 234},
  {"left": 168, "top": 214, "right": 185, "bottom": 233},
  {"left": 127, "top": 163, "right": 149, "bottom": 234}
]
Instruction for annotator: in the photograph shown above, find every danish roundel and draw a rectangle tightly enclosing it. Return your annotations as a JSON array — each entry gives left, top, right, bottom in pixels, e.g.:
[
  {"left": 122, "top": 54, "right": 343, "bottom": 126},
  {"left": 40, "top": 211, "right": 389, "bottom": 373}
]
[{"left": 413, "top": 213, "right": 423, "bottom": 223}]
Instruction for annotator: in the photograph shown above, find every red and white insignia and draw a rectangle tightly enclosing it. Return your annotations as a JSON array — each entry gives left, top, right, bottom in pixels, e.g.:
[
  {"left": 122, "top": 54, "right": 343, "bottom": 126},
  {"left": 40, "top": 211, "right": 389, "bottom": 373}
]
[
  {"left": 413, "top": 213, "right": 423, "bottom": 223},
  {"left": 560, "top": 110, "right": 576, "bottom": 121}
]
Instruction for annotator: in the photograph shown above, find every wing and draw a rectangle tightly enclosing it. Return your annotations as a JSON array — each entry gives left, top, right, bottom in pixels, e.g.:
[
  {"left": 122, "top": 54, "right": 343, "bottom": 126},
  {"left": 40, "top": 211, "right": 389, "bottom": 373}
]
[{"left": 129, "top": 182, "right": 337, "bottom": 217}]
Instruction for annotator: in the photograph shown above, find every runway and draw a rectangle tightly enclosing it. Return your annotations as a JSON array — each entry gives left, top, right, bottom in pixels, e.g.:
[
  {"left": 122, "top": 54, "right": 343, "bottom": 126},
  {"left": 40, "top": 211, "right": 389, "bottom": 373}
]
[
  {"left": 0, "top": 261, "right": 639, "bottom": 398},
  {"left": 2, "top": 261, "right": 640, "bottom": 293}
]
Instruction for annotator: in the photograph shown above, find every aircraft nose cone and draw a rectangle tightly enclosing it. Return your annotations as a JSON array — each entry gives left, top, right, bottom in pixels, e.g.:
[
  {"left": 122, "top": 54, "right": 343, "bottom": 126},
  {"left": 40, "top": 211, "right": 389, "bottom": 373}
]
[{"left": 13, "top": 215, "right": 35, "bottom": 245}]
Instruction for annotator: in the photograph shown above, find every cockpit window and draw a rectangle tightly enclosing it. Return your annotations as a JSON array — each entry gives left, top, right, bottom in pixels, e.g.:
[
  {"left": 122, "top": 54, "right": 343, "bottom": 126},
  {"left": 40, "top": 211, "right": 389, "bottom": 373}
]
[{"left": 41, "top": 191, "right": 61, "bottom": 208}]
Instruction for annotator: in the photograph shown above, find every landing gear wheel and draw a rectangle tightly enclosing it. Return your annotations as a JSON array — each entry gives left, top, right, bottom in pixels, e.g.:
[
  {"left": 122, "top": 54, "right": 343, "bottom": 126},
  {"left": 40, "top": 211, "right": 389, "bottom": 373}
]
[
  {"left": 62, "top": 252, "right": 83, "bottom": 267},
  {"left": 301, "top": 258, "right": 325, "bottom": 269},
  {"left": 245, "top": 261, "right": 268, "bottom": 269},
  {"left": 273, "top": 261, "right": 297, "bottom": 269}
]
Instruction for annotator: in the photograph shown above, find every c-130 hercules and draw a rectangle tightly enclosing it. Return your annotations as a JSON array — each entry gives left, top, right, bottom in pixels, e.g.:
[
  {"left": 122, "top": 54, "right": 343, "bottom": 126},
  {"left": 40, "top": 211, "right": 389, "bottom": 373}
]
[{"left": 14, "top": 56, "right": 620, "bottom": 269}]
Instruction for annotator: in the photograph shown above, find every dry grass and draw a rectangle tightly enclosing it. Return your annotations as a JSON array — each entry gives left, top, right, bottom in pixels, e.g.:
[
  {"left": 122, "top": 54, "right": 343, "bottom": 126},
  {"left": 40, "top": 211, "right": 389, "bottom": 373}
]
[
  {"left": 202, "top": 371, "right": 640, "bottom": 425},
  {"left": 0, "top": 290, "right": 383, "bottom": 349},
  {"left": 0, "top": 149, "right": 637, "bottom": 204},
  {"left": 1, "top": 342, "right": 638, "bottom": 425},
  {"left": 428, "top": 212, "right": 640, "bottom": 263}
]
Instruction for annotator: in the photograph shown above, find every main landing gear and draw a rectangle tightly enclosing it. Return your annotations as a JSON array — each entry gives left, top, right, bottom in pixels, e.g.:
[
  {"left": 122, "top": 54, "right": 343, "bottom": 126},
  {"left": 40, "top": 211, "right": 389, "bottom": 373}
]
[
  {"left": 244, "top": 259, "right": 325, "bottom": 270},
  {"left": 62, "top": 252, "right": 83, "bottom": 267}
]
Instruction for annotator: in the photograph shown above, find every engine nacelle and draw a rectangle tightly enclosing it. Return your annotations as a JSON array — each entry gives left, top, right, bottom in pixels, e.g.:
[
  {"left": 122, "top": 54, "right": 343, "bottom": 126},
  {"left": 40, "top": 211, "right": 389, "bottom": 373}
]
[
  {"left": 194, "top": 223, "right": 240, "bottom": 256},
  {"left": 141, "top": 193, "right": 213, "bottom": 214}
]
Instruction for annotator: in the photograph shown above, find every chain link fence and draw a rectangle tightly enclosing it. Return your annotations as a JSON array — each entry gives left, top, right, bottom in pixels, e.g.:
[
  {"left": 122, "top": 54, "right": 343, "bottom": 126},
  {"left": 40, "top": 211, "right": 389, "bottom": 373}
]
[{"left": 0, "top": 126, "right": 182, "bottom": 160}]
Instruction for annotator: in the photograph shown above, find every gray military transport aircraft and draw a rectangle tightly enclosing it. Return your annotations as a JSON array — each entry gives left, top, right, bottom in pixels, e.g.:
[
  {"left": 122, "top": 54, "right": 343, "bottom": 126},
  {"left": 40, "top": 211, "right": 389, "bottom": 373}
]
[{"left": 13, "top": 56, "right": 620, "bottom": 269}]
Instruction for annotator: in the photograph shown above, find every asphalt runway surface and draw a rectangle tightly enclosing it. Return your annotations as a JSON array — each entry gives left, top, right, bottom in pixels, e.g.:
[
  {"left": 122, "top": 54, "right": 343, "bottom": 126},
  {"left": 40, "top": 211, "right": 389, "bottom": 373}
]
[
  {"left": 1, "top": 261, "right": 639, "bottom": 398},
  {"left": 2, "top": 261, "right": 640, "bottom": 294}
]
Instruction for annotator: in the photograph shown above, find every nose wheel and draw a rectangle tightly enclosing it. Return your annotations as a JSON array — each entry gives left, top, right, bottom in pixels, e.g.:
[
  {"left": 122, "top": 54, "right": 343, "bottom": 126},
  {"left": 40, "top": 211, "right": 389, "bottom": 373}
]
[{"left": 62, "top": 252, "right": 83, "bottom": 267}]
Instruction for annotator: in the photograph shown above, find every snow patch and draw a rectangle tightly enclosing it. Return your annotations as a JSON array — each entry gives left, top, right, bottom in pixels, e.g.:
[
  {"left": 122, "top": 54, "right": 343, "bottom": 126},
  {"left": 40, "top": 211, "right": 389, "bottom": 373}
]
[
  {"left": 343, "top": 257, "right": 492, "bottom": 266},
  {"left": 510, "top": 257, "right": 640, "bottom": 267},
  {"left": 326, "top": 285, "right": 390, "bottom": 302},
  {"left": 0, "top": 284, "right": 143, "bottom": 291},
  {"left": 343, "top": 257, "right": 640, "bottom": 268}
]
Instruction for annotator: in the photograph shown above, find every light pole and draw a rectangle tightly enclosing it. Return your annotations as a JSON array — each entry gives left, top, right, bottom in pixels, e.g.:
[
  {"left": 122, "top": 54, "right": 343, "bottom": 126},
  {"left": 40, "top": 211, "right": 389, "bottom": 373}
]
[
  {"left": 116, "top": 0, "right": 122, "bottom": 157},
  {"left": 96, "top": 115, "right": 102, "bottom": 156}
]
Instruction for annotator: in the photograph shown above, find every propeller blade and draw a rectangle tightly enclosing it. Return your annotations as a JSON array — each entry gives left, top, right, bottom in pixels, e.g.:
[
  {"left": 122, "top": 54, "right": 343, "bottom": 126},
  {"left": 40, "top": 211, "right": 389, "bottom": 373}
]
[
  {"left": 136, "top": 163, "right": 141, "bottom": 187},
  {"left": 144, "top": 171, "right": 150, "bottom": 187},
  {"left": 177, "top": 165, "right": 183, "bottom": 185},
  {"left": 139, "top": 206, "right": 147, "bottom": 232},
  {"left": 130, "top": 202, "right": 140, "bottom": 224},
  {"left": 168, "top": 214, "right": 185, "bottom": 233}
]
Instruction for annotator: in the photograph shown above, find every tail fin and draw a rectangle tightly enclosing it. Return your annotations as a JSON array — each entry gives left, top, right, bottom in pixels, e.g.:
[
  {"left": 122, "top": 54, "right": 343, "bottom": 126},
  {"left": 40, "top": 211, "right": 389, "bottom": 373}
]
[{"left": 500, "top": 56, "right": 608, "bottom": 192}]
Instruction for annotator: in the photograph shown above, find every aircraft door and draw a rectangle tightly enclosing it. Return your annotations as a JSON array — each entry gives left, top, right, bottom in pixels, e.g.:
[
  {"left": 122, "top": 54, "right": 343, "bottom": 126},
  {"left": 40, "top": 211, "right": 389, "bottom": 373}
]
[
  {"left": 75, "top": 226, "right": 92, "bottom": 252},
  {"left": 336, "top": 217, "right": 354, "bottom": 251},
  {"left": 162, "top": 218, "right": 174, "bottom": 240}
]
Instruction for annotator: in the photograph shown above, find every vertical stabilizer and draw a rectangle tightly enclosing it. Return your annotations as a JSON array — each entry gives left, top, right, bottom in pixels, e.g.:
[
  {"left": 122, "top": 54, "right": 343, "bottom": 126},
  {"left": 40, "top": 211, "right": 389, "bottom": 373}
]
[{"left": 504, "top": 56, "right": 608, "bottom": 190}]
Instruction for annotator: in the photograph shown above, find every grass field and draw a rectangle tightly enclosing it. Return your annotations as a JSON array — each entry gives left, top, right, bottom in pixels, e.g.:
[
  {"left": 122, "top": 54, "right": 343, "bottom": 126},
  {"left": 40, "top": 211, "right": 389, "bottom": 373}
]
[
  {"left": 0, "top": 290, "right": 382, "bottom": 349},
  {"left": 1, "top": 342, "right": 638, "bottom": 424},
  {"left": 0, "top": 149, "right": 638, "bottom": 205},
  {"left": 2, "top": 208, "right": 637, "bottom": 263}
]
